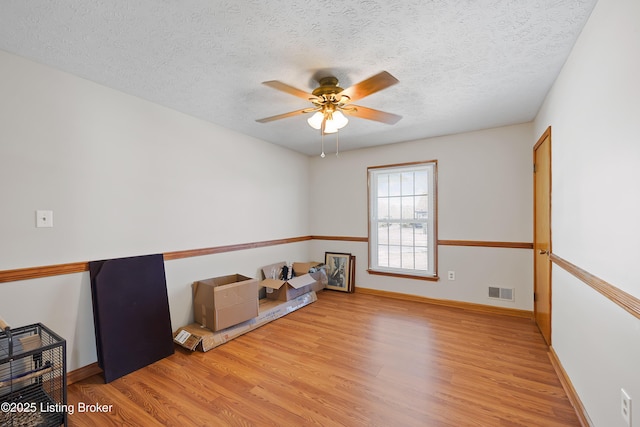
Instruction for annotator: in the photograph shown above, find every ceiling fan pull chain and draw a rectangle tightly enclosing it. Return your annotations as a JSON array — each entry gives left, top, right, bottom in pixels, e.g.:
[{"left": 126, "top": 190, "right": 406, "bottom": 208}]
[{"left": 320, "top": 128, "right": 326, "bottom": 158}]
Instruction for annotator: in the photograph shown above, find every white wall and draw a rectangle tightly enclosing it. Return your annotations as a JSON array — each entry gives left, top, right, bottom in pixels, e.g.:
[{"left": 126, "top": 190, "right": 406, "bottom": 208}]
[
  {"left": 0, "top": 50, "right": 311, "bottom": 370},
  {"left": 0, "top": 51, "right": 310, "bottom": 269},
  {"left": 534, "top": 0, "right": 640, "bottom": 424},
  {"left": 309, "top": 123, "right": 534, "bottom": 311}
]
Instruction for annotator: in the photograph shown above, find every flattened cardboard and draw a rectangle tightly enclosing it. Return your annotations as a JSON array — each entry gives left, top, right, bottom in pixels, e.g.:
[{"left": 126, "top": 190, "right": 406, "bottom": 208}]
[
  {"left": 174, "top": 291, "right": 317, "bottom": 352},
  {"left": 192, "top": 274, "right": 258, "bottom": 331}
]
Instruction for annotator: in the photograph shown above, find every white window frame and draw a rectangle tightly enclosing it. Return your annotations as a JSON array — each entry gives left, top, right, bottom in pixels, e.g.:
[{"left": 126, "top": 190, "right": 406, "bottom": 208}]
[{"left": 368, "top": 161, "right": 438, "bottom": 280}]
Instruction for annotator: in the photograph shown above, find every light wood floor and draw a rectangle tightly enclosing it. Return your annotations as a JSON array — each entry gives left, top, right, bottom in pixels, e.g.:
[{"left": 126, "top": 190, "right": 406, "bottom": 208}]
[{"left": 68, "top": 291, "right": 580, "bottom": 426}]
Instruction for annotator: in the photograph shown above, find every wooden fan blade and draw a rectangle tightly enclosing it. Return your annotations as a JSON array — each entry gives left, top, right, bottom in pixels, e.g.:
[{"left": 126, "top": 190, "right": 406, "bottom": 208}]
[
  {"left": 262, "top": 81, "right": 317, "bottom": 101},
  {"left": 339, "top": 71, "right": 399, "bottom": 103},
  {"left": 256, "top": 108, "right": 313, "bottom": 123},
  {"left": 344, "top": 105, "right": 402, "bottom": 124}
]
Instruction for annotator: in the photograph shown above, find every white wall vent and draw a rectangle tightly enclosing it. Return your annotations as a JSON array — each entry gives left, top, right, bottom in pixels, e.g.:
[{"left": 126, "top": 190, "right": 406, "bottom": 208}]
[{"left": 488, "top": 286, "right": 514, "bottom": 302}]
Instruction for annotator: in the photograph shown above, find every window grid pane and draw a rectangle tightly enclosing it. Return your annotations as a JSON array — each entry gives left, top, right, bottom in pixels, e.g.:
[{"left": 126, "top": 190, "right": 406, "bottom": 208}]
[
  {"left": 388, "top": 245, "right": 401, "bottom": 268},
  {"left": 388, "top": 223, "right": 401, "bottom": 245},
  {"left": 389, "top": 174, "right": 401, "bottom": 197},
  {"left": 389, "top": 197, "right": 401, "bottom": 220},
  {"left": 415, "top": 245, "right": 428, "bottom": 270},
  {"left": 401, "top": 172, "right": 414, "bottom": 195},
  {"left": 377, "top": 244, "right": 389, "bottom": 267},
  {"left": 378, "top": 198, "right": 389, "bottom": 221},
  {"left": 377, "top": 175, "right": 389, "bottom": 197},
  {"left": 377, "top": 223, "right": 389, "bottom": 244},
  {"left": 401, "top": 225, "right": 414, "bottom": 246}
]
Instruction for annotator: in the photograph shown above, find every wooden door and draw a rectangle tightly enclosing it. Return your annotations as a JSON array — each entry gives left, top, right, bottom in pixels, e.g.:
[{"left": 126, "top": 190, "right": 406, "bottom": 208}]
[{"left": 534, "top": 127, "right": 552, "bottom": 345}]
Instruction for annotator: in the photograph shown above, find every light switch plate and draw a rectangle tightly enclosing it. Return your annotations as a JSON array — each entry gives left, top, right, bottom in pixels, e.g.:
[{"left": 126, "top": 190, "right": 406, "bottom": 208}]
[{"left": 36, "top": 210, "right": 53, "bottom": 228}]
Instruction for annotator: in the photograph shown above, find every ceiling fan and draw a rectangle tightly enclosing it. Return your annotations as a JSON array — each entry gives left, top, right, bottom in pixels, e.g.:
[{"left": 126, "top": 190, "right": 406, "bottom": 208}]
[{"left": 256, "top": 71, "right": 402, "bottom": 134}]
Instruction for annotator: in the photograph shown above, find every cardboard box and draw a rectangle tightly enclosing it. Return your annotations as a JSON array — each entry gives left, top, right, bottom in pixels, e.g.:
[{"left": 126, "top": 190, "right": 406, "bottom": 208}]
[
  {"left": 174, "top": 291, "right": 317, "bottom": 352},
  {"left": 260, "top": 262, "right": 322, "bottom": 301},
  {"left": 292, "top": 262, "right": 321, "bottom": 276},
  {"left": 192, "top": 274, "right": 258, "bottom": 331},
  {"left": 293, "top": 262, "right": 328, "bottom": 290}
]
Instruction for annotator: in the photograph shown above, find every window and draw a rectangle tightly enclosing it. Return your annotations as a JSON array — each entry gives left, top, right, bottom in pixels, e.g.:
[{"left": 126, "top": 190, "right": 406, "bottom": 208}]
[{"left": 368, "top": 161, "right": 437, "bottom": 280}]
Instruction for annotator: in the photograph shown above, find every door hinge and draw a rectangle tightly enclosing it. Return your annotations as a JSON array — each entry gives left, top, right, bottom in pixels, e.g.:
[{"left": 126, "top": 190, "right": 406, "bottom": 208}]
[
  {"left": 533, "top": 163, "right": 537, "bottom": 173},
  {"left": 533, "top": 292, "right": 537, "bottom": 302}
]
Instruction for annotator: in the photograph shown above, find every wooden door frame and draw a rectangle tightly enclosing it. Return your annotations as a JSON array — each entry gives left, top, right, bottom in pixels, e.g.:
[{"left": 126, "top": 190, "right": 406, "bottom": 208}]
[{"left": 533, "top": 126, "right": 552, "bottom": 345}]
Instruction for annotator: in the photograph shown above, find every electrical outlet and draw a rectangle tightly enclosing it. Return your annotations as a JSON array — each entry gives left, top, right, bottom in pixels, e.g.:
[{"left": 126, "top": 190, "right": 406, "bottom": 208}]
[
  {"left": 622, "top": 388, "right": 632, "bottom": 426},
  {"left": 447, "top": 271, "right": 455, "bottom": 280}
]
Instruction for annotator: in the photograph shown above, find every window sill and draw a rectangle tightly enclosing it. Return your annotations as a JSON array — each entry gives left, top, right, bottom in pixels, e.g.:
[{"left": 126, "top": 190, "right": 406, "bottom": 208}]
[{"left": 367, "top": 269, "right": 440, "bottom": 282}]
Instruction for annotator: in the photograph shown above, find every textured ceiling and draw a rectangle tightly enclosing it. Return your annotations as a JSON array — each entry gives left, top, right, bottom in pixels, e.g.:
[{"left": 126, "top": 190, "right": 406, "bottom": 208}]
[{"left": 0, "top": 0, "right": 597, "bottom": 156}]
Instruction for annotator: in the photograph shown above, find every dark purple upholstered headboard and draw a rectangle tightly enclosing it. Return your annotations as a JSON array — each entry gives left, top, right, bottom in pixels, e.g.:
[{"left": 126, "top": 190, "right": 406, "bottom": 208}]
[{"left": 89, "top": 253, "right": 174, "bottom": 383}]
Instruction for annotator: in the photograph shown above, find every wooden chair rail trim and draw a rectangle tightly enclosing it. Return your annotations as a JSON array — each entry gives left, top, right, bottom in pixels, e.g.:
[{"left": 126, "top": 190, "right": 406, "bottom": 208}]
[
  {"left": 0, "top": 261, "right": 89, "bottom": 284},
  {"left": 0, "top": 236, "right": 312, "bottom": 284},
  {"left": 163, "top": 235, "right": 311, "bottom": 260},
  {"left": 0, "top": 236, "right": 533, "bottom": 284},
  {"left": 355, "top": 287, "right": 533, "bottom": 319},
  {"left": 310, "top": 235, "right": 368, "bottom": 242},
  {"left": 550, "top": 253, "right": 640, "bottom": 320},
  {"left": 438, "top": 240, "right": 534, "bottom": 249},
  {"left": 311, "top": 237, "right": 535, "bottom": 248},
  {"left": 548, "top": 346, "right": 593, "bottom": 427}
]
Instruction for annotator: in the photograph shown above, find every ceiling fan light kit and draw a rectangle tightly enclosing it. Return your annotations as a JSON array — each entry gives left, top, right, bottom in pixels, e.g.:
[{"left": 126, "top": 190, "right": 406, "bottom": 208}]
[
  {"left": 257, "top": 71, "right": 402, "bottom": 157},
  {"left": 307, "top": 110, "right": 348, "bottom": 133}
]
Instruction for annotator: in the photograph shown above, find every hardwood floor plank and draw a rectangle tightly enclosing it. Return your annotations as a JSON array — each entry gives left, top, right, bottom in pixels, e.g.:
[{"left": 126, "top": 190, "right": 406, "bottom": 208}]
[{"left": 68, "top": 291, "right": 580, "bottom": 426}]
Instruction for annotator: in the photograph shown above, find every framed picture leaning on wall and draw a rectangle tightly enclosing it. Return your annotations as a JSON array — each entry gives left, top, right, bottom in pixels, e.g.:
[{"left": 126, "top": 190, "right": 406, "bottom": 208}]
[
  {"left": 324, "top": 252, "right": 352, "bottom": 292},
  {"left": 349, "top": 255, "right": 356, "bottom": 293}
]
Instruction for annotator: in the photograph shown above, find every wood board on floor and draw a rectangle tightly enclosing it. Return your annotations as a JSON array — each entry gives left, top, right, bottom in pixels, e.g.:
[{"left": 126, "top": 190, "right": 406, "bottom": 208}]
[{"left": 173, "top": 291, "right": 317, "bottom": 352}]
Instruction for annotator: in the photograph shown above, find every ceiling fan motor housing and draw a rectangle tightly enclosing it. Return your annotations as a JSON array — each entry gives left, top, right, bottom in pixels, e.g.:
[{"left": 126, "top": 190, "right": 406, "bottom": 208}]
[{"left": 312, "top": 76, "right": 345, "bottom": 100}]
